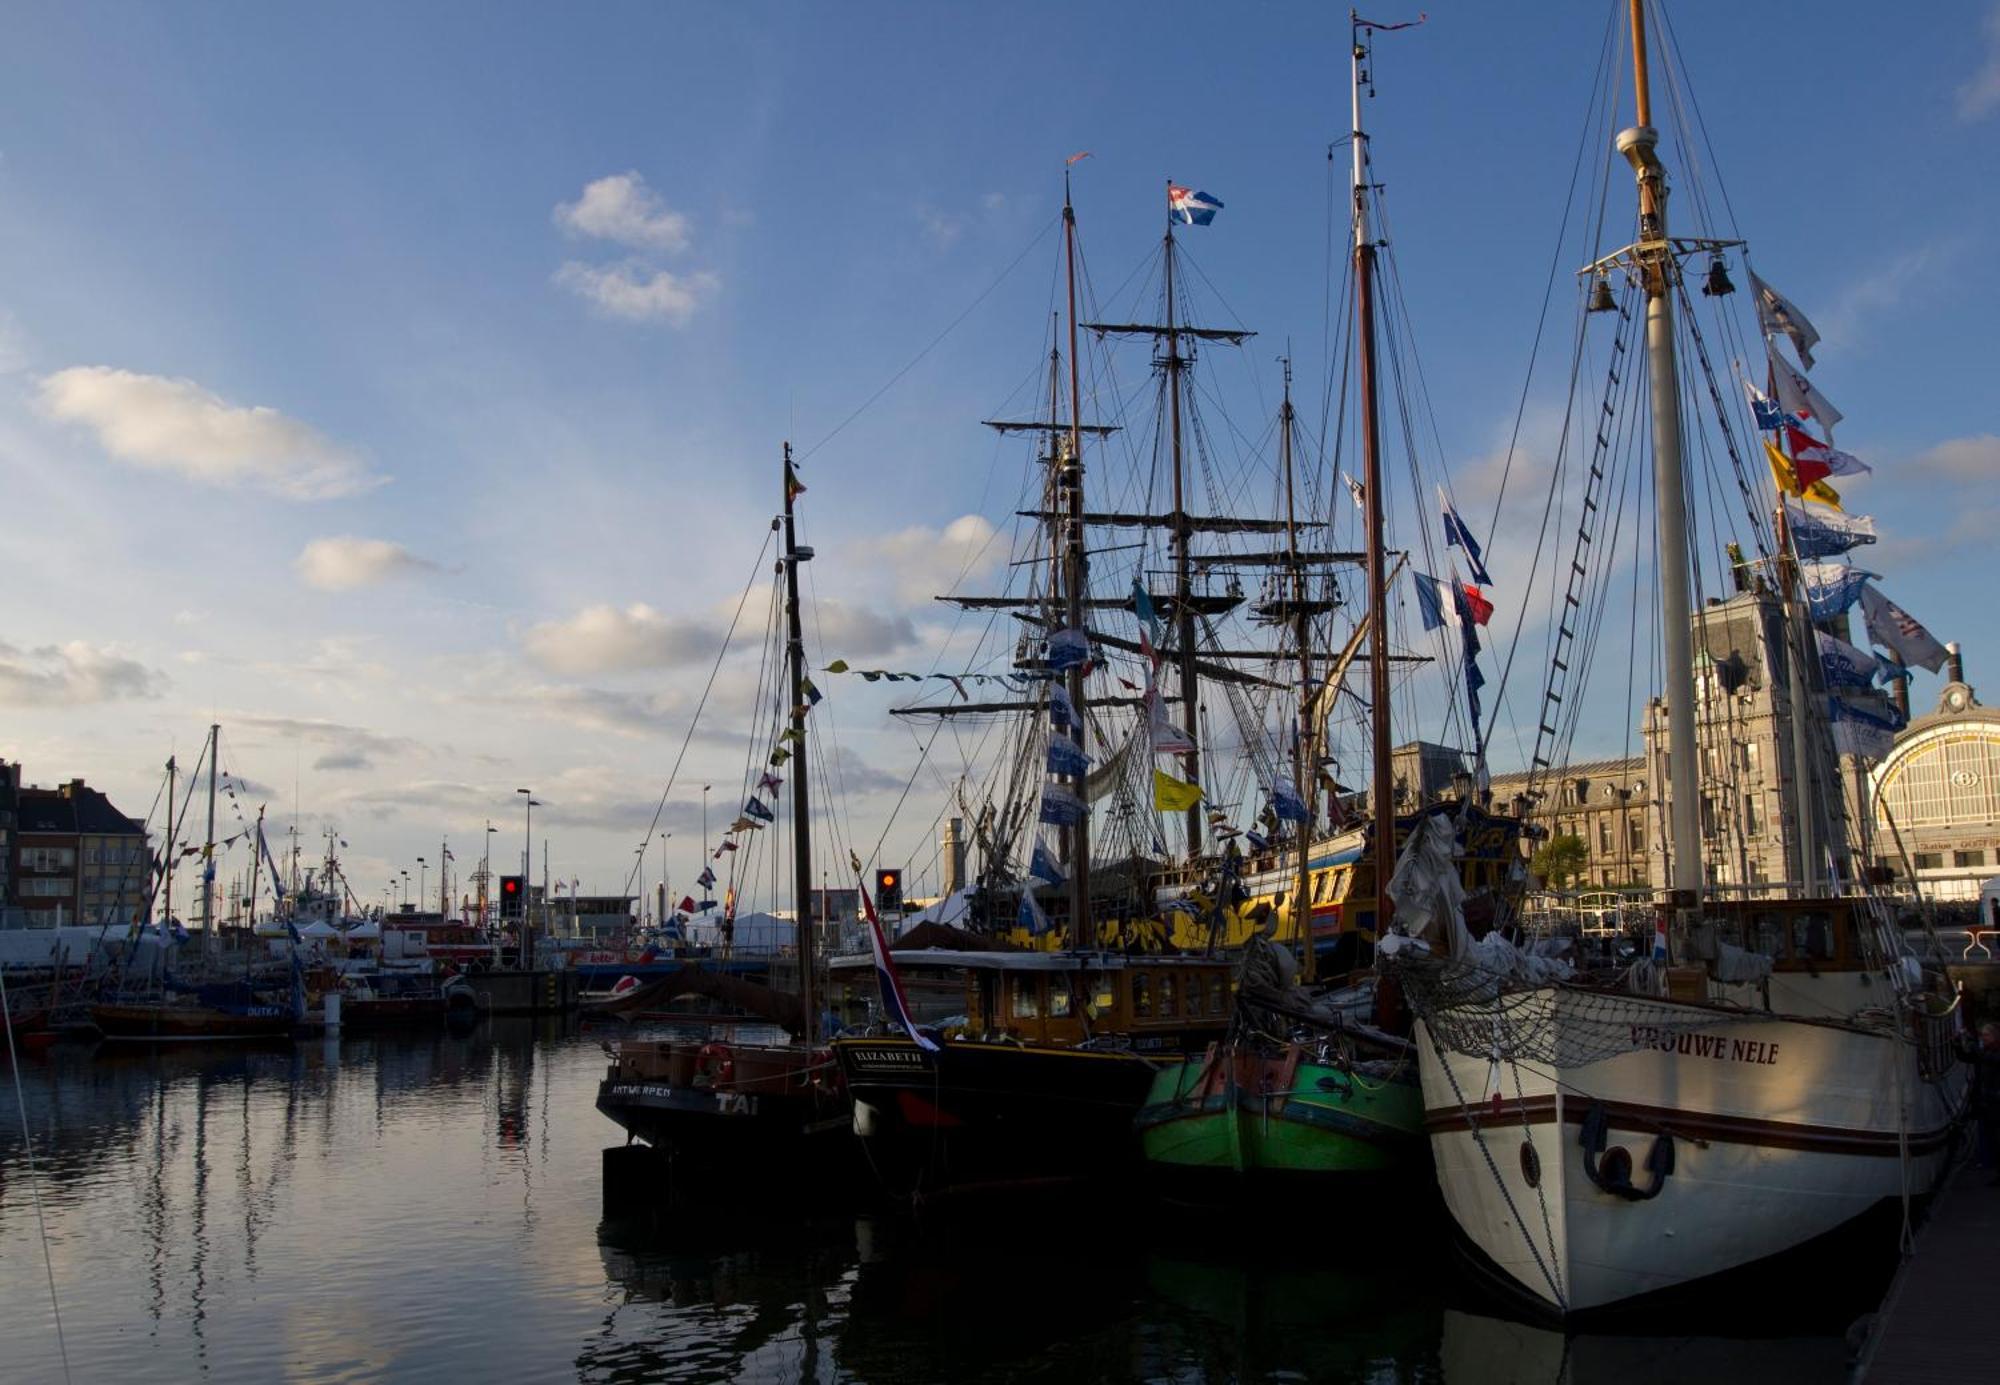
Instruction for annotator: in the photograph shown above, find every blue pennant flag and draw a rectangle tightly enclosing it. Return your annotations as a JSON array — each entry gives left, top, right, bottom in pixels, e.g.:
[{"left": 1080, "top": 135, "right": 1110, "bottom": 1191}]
[
  {"left": 1168, "top": 185, "right": 1224, "bottom": 225},
  {"left": 1271, "top": 777, "right": 1309, "bottom": 823},
  {"left": 744, "top": 797, "right": 775, "bottom": 823},
  {"left": 1039, "top": 784, "right": 1085, "bottom": 826},
  {"left": 1048, "top": 682, "right": 1077, "bottom": 731},
  {"left": 1016, "top": 891, "right": 1051, "bottom": 937},
  {"left": 1439, "top": 488, "right": 1492, "bottom": 586},
  {"left": 1028, "top": 840, "right": 1066, "bottom": 888},
  {"left": 1046, "top": 627, "right": 1090, "bottom": 671},
  {"left": 1799, "top": 561, "right": 1877, "bottom": 622},
  {"left": 1047, "top": 735, "right": 1090, "bottom": 777}
]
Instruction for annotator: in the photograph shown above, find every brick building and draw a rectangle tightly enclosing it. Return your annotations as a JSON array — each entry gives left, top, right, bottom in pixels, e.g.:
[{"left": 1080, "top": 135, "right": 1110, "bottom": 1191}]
[{"left": 9, "top": 777, "right": 150, "bottom": 926}]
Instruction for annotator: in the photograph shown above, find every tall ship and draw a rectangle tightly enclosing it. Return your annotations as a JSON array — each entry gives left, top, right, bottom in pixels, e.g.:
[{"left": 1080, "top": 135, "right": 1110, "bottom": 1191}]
[{"left": 1393, "top": 0, "right": 1968, "bottom": 1318}]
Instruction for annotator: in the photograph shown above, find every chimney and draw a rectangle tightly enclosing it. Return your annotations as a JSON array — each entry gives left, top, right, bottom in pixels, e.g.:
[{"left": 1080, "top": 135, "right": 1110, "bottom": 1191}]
[
  {"left": 1946, "top": 641, "right": 1964, "bottom": 685},
  {"left": 941, "top": 818, "right": 966, "bottom": 895},
  {"left": 1887, "top": 676, "right": 1910, "bottom": 720}
]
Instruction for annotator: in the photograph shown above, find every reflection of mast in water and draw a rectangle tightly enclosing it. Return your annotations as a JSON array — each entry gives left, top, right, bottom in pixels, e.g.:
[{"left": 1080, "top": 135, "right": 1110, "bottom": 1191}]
[
  {"left": 146, "top": 1073, "right": 167, "bottom": 1327},
  {"left": 188, "top": 1064, "right": 211, "bottom": 1367}
]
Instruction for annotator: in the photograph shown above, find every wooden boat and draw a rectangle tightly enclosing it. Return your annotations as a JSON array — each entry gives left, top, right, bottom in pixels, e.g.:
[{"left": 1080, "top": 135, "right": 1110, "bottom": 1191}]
[
  {"left": 831, "top": 947, "right": 1232, "bottom": 1197},
  {"left": 92, "top": 997, "right": 297, "bottom": 1042}
]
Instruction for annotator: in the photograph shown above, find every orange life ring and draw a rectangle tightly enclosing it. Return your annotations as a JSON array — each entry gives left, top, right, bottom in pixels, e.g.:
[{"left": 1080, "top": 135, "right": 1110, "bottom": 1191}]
[{"left": 695, "top": 1042, "right": 735, "bottom": 1087}]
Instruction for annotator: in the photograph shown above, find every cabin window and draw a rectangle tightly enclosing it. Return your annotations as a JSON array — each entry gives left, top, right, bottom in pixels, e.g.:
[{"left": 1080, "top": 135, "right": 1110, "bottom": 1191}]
[
  {"left": 1158, "top": 973, "right": 1178, "bottom": 1017},
  {"left": 1089, "top": 976, "right": 1115, "bottom": 1018},
  {"left": 1748, "top": 913, "right": 1785, "bottom": 959},
  {"left": 1048, "top": 983, "right": 1073, "bottom": 1019},
  {"left": 1010, "top": 974, "right": 1041, "bottom": 1020},
  {"left": 1208, "top": 976, "right": 1226, "bottom": 1015},
  {"left": 1132, "top": 973, "right": 1152, "bottom": 1019},
  {"left": 1793, "top": 914, "right": 1834, "bottom": 961}
]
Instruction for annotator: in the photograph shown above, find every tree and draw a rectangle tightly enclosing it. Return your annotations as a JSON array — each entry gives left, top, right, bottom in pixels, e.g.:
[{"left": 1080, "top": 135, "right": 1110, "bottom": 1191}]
[{"left": 1530, "top": 833, "right": 1589, "bottom": 889}]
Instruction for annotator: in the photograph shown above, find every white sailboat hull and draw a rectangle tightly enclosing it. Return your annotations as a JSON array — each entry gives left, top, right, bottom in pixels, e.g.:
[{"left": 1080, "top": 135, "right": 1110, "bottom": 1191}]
[{"left": 1416, "top": 988, "right": 1965, "bottom": 1315}]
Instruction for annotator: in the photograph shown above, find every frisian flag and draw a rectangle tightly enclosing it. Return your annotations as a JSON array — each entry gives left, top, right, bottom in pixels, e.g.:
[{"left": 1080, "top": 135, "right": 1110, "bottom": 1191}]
[
  {"left": 860, "top": 876, "right": 938, "bottom": 1052},
  {"left": 1167, "top": 185, "right": 1224, "bottom": 226}
]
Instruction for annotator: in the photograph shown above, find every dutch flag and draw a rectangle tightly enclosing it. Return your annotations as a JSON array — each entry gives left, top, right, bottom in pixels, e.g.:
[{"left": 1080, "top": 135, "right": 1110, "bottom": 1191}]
[
  {"left": 1168, "top": 185, "right": 1224, "bottom": 226},
  {"left": 860, "top": 877, "right": 938, "bottom": 1052}
]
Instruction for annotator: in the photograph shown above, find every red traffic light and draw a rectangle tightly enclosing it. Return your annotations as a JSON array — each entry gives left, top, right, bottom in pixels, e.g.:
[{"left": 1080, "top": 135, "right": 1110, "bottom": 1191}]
[{"left": 501, "top": 877, "right": 520, "bottom": 896}]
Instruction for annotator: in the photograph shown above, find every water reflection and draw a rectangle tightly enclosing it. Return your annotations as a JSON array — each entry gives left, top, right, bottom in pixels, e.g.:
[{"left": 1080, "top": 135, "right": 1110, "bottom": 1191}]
[{"left": 0, "top": 1024, "right": 1865, "bottom": 1383}]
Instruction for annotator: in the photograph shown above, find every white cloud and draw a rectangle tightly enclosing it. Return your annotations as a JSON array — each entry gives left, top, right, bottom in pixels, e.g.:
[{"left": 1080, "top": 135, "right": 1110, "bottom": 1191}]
[
  {"left": 234, "top": 713, "right": 417, "bottom": 773},
  {"left": 0, "top": 309, "right": 30, "bottom": 374},
  {"left": 0, "top": 640, "right": 165, "bottom": 706},
  {"left": 553, "top": 172, "right": 691, "bottom": 252},
  {"left": 1958, "top": 5, "right": 2000, "bottom": 121},
  {"left": 1816, "top": 238, "right": 1962, "bottom": 349},
  {"left": 917, "top": 205, "right": 965, "bottom": 249},
  {"left": 870, "top": 514, "right": 1003, "bottom": 601},
  {"left": 554, "top": 261, "right": 718, "bottom": 325},
  {"left": 1910, "top": 433, "right": 2000, "bottom": 481},
  {"left": 37, "top": 366, "right": 380, "bottom": 499},
  {"left": 811, "top": 600, "right": 917, "bottom": 657},
  {"left": 520, "top": 602, "right": 722, "bottom": 675},
  {"left": 295, "top": 536, "right": 439, "bottom": 591}
]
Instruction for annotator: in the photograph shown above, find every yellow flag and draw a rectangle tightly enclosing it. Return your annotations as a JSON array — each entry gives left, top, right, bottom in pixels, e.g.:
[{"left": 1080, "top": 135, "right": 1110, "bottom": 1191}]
[
  {"left": 1764, "top": 440, "right": 1842, "bottom": 510},
  {"left": 1153, "top": 768, "right": 1203, "bottom": 812}
]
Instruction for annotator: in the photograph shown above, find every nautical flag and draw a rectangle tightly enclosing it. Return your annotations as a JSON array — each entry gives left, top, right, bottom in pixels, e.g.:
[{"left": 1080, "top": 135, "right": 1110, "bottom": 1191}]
[
  {"left": 1412, "top": 571, "right": 1462, "bottom": 631},
  {"left": 1816, "top": 630, "right": 1881, "bottom": 692},
  {"left": 1244, "top": 829, "right": 1270, "bottom": 852},
  {"left": 1048, "top": 681, "right": 1077, "bottom": 732},
  {"left": 757, "top": 772, "right": 782, "bottom": 794},
  {"left": 859, "top": 876, "right": 938, "bottom": 1051},
  {"left": 785, "top": 465, "right": 806, "bottom": 501},
  {"left": 1147, "top": 686, "right": 1195, "bottom": 754},
  {"left": 1039, "top": 783, "right": 1085, "bottom": 826},
  {"left": 1783, "top": 500, "right": 1876, "bottom": 559},
  {"left": 1765, "top": 440, "right": 1842, "bottom": 509},
  {"left": 1458, "top": 583, "right": 1494, "bottom": 627},
  {"left": 1152, "top": 768, "right": 1202, "bottom": 813},
  {"left": 1874, "top": 650, "right": 1911, "bottom": 688},
  {"left": 678, "top": 895, "right": 697, "bottom": 914},
  {"left": 1343, "top": 472, "right": 1366, "bottom": 512},
  {"left": 1766, "top": 341, "right": 1843, "bottom": 429},
  {"left": 1271, "top": 777, "right": 1309, "bottom": 823},
  {"left": 1167, "top": 185, "right": 1224, "bottom": 226},
  {"left": 1748, "top": 270, "right": 1821, "bottom": 372},
  {"left": 169, "top": 919, "right": 190, "bottom": 942},
  {"left": 697, "top": 866, "right": 716, "bottom": 889},
  {"left": 744, "top": 797, "right": 775, "bottom": 823},
  {"left": 727, "top": 816, "right": 761, "bottom": 834},
  {"left": 825, "top": 659, "right": 850, "bottom": 673},
  {"left": 1828, "top": 690, "right": 1906, "bottom": 760},
  {"left": 1786, "top": 425, "right": 1869, "bottom": 480},
  {"left": 1047, "top": 734, "right": 1090, "bottom": 777},
  {"left": 1029, "top": 839, "right": 1066, "bottom": 887},
  {"left": 800, "top": 678, "right": 823, "bottom": 706},
  {"left": 1861, "top": 584, "right": 1948, "bottom": 674},
  {"left": 724, "top": 887, "right": 737, "bottom": 920},
  {"left": 1798, "top": 561, "right": 1877, "bottom": 620},
  {"left": 769, "top": 747, "right": 791, "bottom": 766},
  {"left": 1046, "top": 627, "right": 1090, "bottom": 671},
  {"left": 1743, "top": 379, "right": 1794, "bottom": 433},
  {"left": 1132, "top": 577, "right": 1163, "bottom": 656},
  {"left": 1016, "top": 890, "right": 1051, "bottom": 937},
  {"left": 1653, "top": 912, "right": 1669, "bottom": 963},
  {"left": 1438, "top": 488, "right": 1492, "bottom": 585}
]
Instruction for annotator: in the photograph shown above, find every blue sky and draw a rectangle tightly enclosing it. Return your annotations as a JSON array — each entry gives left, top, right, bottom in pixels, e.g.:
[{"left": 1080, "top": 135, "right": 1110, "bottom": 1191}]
[{"left": 3, "top": 1, "right": 1996, "bottom": 910}]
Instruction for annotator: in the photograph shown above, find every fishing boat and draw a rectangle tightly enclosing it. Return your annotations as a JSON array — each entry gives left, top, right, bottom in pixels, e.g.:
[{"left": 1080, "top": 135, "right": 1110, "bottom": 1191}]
[
  {"left": 92, "top": 979, "right": 305, "bottom": 1042},
  {"left": 1394, "top": 0, "right": 1968, "bottom": 1319},
  {"left": 1136, "top": 16, "right": 1527, "bottom": 1196},
  {"left": 595, "top": 449, "right": 861, "bottom": 1211}
]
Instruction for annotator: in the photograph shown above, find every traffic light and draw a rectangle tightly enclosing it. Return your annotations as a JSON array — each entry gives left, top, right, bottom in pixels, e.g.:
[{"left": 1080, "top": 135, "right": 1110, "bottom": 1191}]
[
  {"left": 874, "top": 868, "right": 902, "bottom": 913},
  {"left": 499, "top": 875, "right": 524, "bottom": 919}
]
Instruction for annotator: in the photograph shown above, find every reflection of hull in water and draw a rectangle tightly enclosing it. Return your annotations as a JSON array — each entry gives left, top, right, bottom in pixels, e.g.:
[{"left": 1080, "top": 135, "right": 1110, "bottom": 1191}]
[
  {"left": 1437, "top": 1308, "right": 1853, "bottom": 1383},
  {"left": 92, "top": 1001, "right": 299, "bottom": 1042}
]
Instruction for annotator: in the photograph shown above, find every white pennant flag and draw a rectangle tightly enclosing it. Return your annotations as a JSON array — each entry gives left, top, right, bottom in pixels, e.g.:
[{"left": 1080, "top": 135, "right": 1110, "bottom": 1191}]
[
  {"left": 1860, "top": 584, "right": 1948, "bottom": 675},
  {"left": 1748, "top": 269, "right": 1821, "bottom": 372},
  {"left": 1767, "top": 341, "right": 1843, "bottom": 429},
  {"left": 1146, "top": 686, "right": 1194, "bottom": 755},
  {"left": 1342, "top": 472, "right": 1366, "bottom": 512}
]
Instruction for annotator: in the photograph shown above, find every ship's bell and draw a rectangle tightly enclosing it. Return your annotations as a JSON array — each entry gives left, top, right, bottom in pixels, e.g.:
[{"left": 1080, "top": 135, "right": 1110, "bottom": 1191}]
[
  {"left": 1587, "top": 274, "right": 1617, "bottom": 314},
  {"left": 1701, "top": 256, "right": 1735, "bottom": 297}
]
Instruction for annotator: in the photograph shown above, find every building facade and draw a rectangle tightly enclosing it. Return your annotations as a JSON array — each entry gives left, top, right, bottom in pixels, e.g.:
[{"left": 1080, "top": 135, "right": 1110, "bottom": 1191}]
[
  {"left": 1868, "top": 671, "right": 2000, "bottom": 901},
  {"left": 8, "top": 777, "right": 150, "bottom": 926}
]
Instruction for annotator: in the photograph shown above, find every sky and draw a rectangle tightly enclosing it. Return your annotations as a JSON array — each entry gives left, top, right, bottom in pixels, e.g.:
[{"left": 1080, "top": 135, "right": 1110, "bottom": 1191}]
[{"left": 3, "top": 1, "right": 1997, "bottom": 913}]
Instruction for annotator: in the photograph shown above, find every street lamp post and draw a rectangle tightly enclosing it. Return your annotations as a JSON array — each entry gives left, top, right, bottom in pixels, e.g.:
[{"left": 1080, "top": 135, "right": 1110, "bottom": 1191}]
[
  {"left": 658, "top": 832, "right": 671, "bottom": 924},
  {"left": 417, "top": 857, "right": 427, "bottom": 913},
  {"left": 399, "top": 870, "right": 410, "bottom": 910},
  {"left": 517, "top": 789, "right": 538, "bottom": 969},
  {"left": 482, "top": 822, "right": 497, "bottom": 929}
]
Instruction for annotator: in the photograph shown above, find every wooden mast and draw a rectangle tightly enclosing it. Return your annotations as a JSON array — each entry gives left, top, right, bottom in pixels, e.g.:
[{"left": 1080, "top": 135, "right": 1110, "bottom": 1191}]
[
  {"left": 201, "top": 723, "right": 219, "bottom": 954},
  {"left": 163, "top": 754, "right": 176, "bottom": 929},
  {"left": 1280, "top": 362, "right": 1316, "bottom": 982},
  {"left": 1164, "top": 201, "right": 1202, "bottom": 861},
  {"left": 1062, "top": 172, "right": 1093, "bottom": 945},
  {"left": 781, "top": 442, "right": 817, "bottom": 1043},
  {"left": 1353, "top": 20, "right": 1395, "bottom": 932}
]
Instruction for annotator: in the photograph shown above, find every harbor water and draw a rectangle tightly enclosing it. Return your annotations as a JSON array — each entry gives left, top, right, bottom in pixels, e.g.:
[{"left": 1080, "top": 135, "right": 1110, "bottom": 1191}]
[{"left": 0, "top": 1022, "right": 1872, "bottom": 1382}]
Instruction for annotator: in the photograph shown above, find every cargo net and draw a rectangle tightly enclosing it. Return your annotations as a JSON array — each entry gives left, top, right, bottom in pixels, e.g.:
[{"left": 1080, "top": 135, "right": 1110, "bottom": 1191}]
[{"left": 1388, "top": 954, "right": 1744, "bottom": 1070}]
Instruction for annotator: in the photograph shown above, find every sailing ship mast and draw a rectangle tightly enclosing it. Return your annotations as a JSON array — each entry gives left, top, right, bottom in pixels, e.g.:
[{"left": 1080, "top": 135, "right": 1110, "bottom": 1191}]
[
  {"left": 1352, "top": 19, "right": 1395, "bottom": 931},
  {"left": 201, "top": 722, "right": 219, "bottom": 955},
  {"left": 1061, "top": 172, "right": 1093, "bottom": 945},
  {"left": 781, "top": 442, "right": 817, "bottom": 1043},
  {"left": 1621, "top": 0, "right": 1702, "bottom": 908},
  {"left": 1279, "top": 362, "right": 1315, "bottom": 982}
]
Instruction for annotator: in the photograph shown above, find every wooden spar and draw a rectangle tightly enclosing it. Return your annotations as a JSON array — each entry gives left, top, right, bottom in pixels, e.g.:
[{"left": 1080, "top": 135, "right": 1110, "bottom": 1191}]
[
  {"left": 1062, "top": 171, "right": 1093, "bottom": 944},
  {"left": 1281, "top": 363, "right": 1315, "bottom": 982},
  {"left": 163, "top": 755, "right": 176, "bottom": 928},
  {"left": 1353, "top": 22, "right": 1395, "bottom": 933},
  {"left": 781, "top": 442, "right": 816, "bottom": 1044},
  {"left": 1163, "top": 214, "right": 1203, "bottom": 860},
  {"left": 202, "top": 723, "right": 219, "bottom": 956}
]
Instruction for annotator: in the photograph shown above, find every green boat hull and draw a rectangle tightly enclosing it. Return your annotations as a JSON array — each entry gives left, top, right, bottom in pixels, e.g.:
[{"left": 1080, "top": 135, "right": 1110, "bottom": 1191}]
[{"left": 1135, "top": 1049, "right": 1424, "bottom": 1178}]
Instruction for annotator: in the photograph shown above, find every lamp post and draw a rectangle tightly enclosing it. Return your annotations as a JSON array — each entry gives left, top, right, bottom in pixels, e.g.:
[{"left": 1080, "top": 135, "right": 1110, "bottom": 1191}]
[
  {"left": 417, "top": 857, "right": 427, "bottom": 913},
  {"left": 399, "top": 869, "right": 410, "bottom": 910},
  {"left": 658, "top": 832, "right": 672, "bottom": 922},
  {"left": 517, "top": 789, "right": 538, "bottom": 968},
  {"left": 482, "top": 822, "right": 498, "bottom": 929}
]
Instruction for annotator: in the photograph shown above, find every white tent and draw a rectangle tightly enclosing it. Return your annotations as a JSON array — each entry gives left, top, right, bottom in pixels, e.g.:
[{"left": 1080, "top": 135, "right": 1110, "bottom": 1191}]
[{"left": 684, "top": 910, "right": 795, "bottom": 954}]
